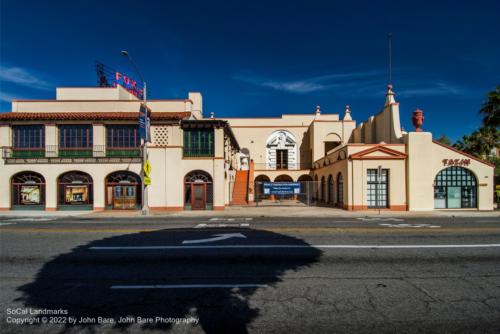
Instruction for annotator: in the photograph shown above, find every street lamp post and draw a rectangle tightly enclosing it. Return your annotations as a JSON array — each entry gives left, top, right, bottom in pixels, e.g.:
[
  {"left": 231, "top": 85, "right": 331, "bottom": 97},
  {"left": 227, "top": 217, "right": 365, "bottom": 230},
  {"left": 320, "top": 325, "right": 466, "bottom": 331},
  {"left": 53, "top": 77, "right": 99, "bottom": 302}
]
[{"left": 121, "top": 50, "right": 149, "bottom": 215}]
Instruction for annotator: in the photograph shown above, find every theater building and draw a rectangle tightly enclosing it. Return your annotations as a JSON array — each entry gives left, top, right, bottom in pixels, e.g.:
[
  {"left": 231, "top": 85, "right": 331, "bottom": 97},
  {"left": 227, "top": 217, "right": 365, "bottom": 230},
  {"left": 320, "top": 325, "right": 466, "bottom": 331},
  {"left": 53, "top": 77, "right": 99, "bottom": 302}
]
[{"left": 0, "top": 84, "right": 495, "bottom": 211}]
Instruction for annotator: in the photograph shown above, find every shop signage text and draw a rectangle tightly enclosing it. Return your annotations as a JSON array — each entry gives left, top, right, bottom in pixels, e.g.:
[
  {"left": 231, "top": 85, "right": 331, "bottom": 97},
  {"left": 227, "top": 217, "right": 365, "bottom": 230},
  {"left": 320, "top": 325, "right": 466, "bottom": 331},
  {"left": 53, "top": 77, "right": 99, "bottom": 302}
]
[{"left": 442, "top": 159, "right": 470, "bottom": 167}]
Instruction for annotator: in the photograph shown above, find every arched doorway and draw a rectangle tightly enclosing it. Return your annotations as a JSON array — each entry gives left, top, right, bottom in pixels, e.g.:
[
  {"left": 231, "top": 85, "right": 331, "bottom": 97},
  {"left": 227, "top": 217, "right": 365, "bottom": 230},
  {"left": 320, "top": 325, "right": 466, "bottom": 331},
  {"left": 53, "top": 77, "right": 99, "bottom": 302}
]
[
  {"left": 274, "top": 174, "right": 294, "bottom": 200},
  {"left": 58, "top": 171, "right": 93, "bottom": 210},
  {"left": 11, "top": 171, "right": 45, "bottom": 210},
  {"left": 105, "top": 171, "right": 141, "bottom": 210},
  {"left": 434, "top": 167, "right": 477, "bottom": 209},
  {"left": 328, "top": 174, "right": 334, "bottom": 204},
  {"left": 297, "top": 174, "right": 313, "bottom": 203},
  {"left": 274, "top": 175, "right": 293, "bottom": 182},
  {"left": 314, "top": 174, "right": 319, "bottom": 201},
  {"left": 337, "top": 173, "right": 344, "bottom": 207},
  {"left": 320, "top": 176, "right": 326, "bottom": 202},
  {"left": 255, "top": 175, "right": 271, "bottom": 200},
  {"left": 185, "top": 170, "right": 213, "bottom": 210}
]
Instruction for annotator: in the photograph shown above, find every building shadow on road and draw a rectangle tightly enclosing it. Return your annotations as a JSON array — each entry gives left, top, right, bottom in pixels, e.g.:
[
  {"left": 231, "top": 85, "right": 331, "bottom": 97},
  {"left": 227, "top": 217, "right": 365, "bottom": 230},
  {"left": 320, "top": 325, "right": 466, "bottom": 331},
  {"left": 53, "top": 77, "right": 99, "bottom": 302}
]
[{"left": 15, "top": 228, "right": 322, "bottom": 333}]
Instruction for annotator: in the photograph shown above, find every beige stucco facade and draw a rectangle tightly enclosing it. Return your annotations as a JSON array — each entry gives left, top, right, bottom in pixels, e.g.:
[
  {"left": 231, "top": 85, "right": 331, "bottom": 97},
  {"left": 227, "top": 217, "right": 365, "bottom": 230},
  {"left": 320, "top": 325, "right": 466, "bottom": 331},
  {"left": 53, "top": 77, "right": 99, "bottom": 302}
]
[{"left": 0, "top": 84, "right": 495, "bottom": 212}]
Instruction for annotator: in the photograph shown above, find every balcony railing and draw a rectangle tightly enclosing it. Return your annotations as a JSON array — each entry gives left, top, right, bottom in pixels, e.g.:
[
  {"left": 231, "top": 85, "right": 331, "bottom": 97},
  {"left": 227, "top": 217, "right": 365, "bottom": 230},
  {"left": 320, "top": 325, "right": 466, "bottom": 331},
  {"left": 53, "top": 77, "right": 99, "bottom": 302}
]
[
  {"left": 2, "top": 145, "right": 141, "bottom": 161},
  {"left": 106, "top": 146, "right": 141, "bottom": 157},
  {"left": 3, "top": 147, "right": 45, "bottom": 158},
  {"left": 57, "top": 146, "right": 93, "bottom": 158},
  {"left": 183, "top": 147, "right": 214, "bottom": 158},
  {"left": 253, "top": 162, "right": 312, "bottom": 171}
]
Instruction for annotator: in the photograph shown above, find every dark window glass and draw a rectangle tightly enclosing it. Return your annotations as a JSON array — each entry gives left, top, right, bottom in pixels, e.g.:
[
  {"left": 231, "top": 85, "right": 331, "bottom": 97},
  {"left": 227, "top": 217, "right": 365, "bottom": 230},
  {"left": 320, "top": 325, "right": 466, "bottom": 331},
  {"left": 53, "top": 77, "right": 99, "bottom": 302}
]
[
  {"left": 106, "top": 125, "right": 140, "bottom": 148},
  {"left": 183, "top": 128, "right": 214, "bottom": 157},
  {"left": 12, "top": 125, "right": 45, "bottom": 148},
  {"left": 59, "top": 125, "right": 92, "bottom": 148},
  {"left": 433, "top": 167, "right": 477, "bottom": 208},
  {"left": 367, "top": 169, "right": 389, "bottom": 208}
]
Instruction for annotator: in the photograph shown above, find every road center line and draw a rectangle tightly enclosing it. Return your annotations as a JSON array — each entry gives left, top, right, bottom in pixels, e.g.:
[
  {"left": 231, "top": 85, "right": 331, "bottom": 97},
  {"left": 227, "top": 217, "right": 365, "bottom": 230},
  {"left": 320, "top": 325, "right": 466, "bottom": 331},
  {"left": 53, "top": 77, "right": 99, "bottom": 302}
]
[
  {"left": 90, "top": 243, "right": 500, "bottom": 250},
  {"left": 111, "top": 284, "right": 267, "bottom": 289}
]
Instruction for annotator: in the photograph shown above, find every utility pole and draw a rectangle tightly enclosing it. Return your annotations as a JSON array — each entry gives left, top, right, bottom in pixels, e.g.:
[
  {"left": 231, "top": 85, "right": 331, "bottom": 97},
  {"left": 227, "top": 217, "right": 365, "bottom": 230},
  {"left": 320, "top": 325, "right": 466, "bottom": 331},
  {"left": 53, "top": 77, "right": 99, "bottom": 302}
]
[{"left": 121, "top": 50, "right": 149, "bottom": 215}]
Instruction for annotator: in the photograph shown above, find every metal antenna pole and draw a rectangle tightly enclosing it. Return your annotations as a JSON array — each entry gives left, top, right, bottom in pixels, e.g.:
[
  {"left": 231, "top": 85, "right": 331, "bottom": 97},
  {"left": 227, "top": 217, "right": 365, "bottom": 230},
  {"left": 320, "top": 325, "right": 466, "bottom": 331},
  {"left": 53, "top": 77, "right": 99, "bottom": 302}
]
[{"left": 388, "top": 33, "right": 392, "bottom": 85}]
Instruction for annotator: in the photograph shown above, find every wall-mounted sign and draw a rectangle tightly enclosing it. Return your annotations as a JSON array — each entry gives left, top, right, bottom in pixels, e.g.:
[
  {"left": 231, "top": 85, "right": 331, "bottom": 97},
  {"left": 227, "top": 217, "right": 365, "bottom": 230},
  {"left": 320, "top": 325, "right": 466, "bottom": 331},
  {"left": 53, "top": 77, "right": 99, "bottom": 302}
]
[
  {"left": 139, "top": 103, "right": 150, "bottom": 141},
  {"left": 96, "top": 62, "right": 144, "bottom": 99},
  {"left": 442, "top": 159, "right": 470, "bottom": 167}
]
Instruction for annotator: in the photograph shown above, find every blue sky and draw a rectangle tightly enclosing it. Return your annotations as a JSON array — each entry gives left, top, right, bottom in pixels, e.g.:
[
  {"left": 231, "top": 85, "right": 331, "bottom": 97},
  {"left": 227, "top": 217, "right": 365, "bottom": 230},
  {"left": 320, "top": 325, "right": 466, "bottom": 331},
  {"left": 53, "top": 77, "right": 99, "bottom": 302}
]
[{"left": 1, "top": 0, "right": 499, "bottom": 141}]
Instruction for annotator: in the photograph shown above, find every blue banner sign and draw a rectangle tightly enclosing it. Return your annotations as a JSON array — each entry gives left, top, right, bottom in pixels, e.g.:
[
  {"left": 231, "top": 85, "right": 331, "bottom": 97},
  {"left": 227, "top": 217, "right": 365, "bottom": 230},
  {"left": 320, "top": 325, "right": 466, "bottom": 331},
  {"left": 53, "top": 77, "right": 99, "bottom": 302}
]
[
  {"left": 263, "top": 182, "right": 301, "bottom": 195},
  {"left": 139, "top": 104, "right": 150, "bottom": 141}
]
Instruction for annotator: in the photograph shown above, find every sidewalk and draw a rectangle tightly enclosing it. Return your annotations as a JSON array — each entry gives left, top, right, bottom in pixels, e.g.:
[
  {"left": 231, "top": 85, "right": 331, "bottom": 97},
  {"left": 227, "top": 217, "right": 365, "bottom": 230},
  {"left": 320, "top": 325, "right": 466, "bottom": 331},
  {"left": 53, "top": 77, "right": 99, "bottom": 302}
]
[
  {"left": 88, "top": 206, "right": 499, "bottom": 219},
  {"left": 1, "top": 206, "right": 499, "bottom": 219}
]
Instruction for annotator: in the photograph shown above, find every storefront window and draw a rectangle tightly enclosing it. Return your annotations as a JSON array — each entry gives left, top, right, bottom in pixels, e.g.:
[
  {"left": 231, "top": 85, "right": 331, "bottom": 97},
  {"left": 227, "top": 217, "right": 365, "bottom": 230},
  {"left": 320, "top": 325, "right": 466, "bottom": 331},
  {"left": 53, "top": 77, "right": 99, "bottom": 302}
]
[
  {"left": 12, "top": 172, "right": 45, "bottom": 209},
  {"left": 57, "top": 171, "right": 93, "bottom": 209},
  {"left": 434, "top": 167, "right": 477, "bottom": 209}
]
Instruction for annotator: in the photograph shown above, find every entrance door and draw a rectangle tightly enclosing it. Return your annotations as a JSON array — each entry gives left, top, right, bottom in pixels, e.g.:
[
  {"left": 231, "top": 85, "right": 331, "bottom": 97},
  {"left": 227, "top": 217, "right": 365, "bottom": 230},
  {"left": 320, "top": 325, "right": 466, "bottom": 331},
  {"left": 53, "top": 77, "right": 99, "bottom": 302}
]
[
  {"left": 192, "top": 184, "right": 206, "bottom": 210},
  {"left": 113, "top": 185, "right": 137, "bottom": 209},
  {"left": 447, "top": 186, "right": 461, "bottom": 209},
  {"left": 276, "top": 149, "right": 288, "bottom": 169}
]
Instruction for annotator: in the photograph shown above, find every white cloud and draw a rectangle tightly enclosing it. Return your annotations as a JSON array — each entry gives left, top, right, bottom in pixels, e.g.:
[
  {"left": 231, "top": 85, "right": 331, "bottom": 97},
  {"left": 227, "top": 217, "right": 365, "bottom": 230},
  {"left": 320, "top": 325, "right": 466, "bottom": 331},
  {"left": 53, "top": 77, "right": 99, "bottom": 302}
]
[
  {"left": 233, "top": 70, "right": 384, "bottom": 94},
  {"left": 398, "top": 81, "right": 463, "bottom": 97},
  {"left": 0, "top": 65, "right": 52, "bottom": 90},
  {"left": 0, "top": 91, "right": 22, "bottom": 103}
]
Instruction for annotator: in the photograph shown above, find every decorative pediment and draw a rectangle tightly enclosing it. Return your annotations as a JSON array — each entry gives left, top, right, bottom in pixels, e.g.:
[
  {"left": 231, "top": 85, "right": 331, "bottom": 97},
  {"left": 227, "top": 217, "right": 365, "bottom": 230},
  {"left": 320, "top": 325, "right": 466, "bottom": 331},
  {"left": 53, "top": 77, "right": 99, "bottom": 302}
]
[
  {"left": 349, "top": 146, "right": 407, "bottom": 160},
  {"left": 266, "top": 130, "right": 296, "bottom": 148}
]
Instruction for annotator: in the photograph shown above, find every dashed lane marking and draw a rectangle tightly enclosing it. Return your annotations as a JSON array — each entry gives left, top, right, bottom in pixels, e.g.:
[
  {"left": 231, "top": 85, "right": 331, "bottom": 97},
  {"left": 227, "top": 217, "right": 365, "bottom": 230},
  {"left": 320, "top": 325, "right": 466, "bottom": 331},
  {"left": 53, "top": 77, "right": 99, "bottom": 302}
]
[
  {"left": 4, "top": 217, "right": 55, "bottom": 222},
  {"left": 209, "top": 218, "right": 253, "bottom": 222},
  {"left": 379, "top": 223, "right": 441, "bottom": 228},
  {"left": 194, "top": 223, "right": 250, "bottom": 228},
  {"left": 111, "top": 284, "right": 267, "bottom": 289},
  {"left": 357, "top": 218, "right": 404, "bottom": 222}
]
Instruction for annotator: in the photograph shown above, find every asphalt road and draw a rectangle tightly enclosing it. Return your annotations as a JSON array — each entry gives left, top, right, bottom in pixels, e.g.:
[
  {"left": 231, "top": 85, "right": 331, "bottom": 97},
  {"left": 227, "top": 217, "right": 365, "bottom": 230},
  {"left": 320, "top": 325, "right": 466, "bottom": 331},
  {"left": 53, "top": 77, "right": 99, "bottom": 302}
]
[{"left": 1, "top": 215, "right": 499, "bottom": 333}]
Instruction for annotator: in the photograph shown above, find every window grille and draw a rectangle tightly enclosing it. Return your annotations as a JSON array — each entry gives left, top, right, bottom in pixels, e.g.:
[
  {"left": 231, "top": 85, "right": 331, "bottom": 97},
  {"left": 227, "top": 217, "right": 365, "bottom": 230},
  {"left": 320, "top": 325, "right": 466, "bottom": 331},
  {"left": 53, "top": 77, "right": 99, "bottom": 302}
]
[{"left": 367, "top": 169, "right": 389, "bottom": 208}]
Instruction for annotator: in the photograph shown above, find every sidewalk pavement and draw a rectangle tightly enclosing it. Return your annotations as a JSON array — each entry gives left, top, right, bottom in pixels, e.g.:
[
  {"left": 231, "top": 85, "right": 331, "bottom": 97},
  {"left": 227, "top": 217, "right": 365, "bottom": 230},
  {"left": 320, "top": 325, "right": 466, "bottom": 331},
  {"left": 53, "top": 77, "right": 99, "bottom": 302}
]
[{"left": 2, "top": 206, "right": 498, "bottom": 219}]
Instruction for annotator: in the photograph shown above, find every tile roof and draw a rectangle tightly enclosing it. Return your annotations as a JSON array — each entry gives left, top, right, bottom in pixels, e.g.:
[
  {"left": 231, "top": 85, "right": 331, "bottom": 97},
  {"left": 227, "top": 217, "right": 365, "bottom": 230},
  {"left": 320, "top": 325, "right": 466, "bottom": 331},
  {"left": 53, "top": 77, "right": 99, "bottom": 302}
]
[{"left": 0, "top": 112, "right": 191, "bottom": 121}]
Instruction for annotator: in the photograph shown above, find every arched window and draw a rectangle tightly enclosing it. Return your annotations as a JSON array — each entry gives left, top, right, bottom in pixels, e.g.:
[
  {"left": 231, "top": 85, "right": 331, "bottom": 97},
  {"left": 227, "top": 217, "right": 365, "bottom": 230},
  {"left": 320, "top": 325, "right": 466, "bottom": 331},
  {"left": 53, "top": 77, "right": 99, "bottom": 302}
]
[
  {"left": 314, "top": 174, "right": 319, "bottom": 201},
  {"left": 337, "top": 173, "right": 344, "bottom": 207},
  {"left": 11, "top": 171, "right": 45, "bottom": 209},
  {"left": 105, "top": 171, "right": 141, "bottom": 210},
  {"left": 324, "top": 133, "right": 342, "bottom": 156},
  {"left": 58, "top": 171, "right": 93, "bottom": 209},
  {"left": 328, "top": 174, "right": 334, "bottom": 204},
  {"left": 434, "top": 167, "right": 477, "bottom": 209},
  {"left": 321, "top": 176, "right": 326, "bottom": 202},
  {"left": 184, "top": 170, "right": 213, "bottom": 210}
]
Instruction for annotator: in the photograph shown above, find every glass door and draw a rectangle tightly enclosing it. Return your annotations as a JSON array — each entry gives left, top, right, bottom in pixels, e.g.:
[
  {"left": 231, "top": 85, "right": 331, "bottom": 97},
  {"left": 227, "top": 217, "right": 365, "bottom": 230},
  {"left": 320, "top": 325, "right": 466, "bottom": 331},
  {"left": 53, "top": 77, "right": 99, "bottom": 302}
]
[
  {"left": 447, "top": 186, "right": 461, "bottom": 209},
  {"left": 113, "top": 185, "right": 137, "bottom": 209}
]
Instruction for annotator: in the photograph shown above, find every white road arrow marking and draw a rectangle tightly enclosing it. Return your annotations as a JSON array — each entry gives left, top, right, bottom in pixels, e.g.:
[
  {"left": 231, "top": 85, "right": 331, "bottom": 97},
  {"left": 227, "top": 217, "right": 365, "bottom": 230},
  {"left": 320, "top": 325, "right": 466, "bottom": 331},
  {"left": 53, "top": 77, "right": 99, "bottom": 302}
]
[{"left": 182, "top": 233, "right": 246, "bottom": 244}]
